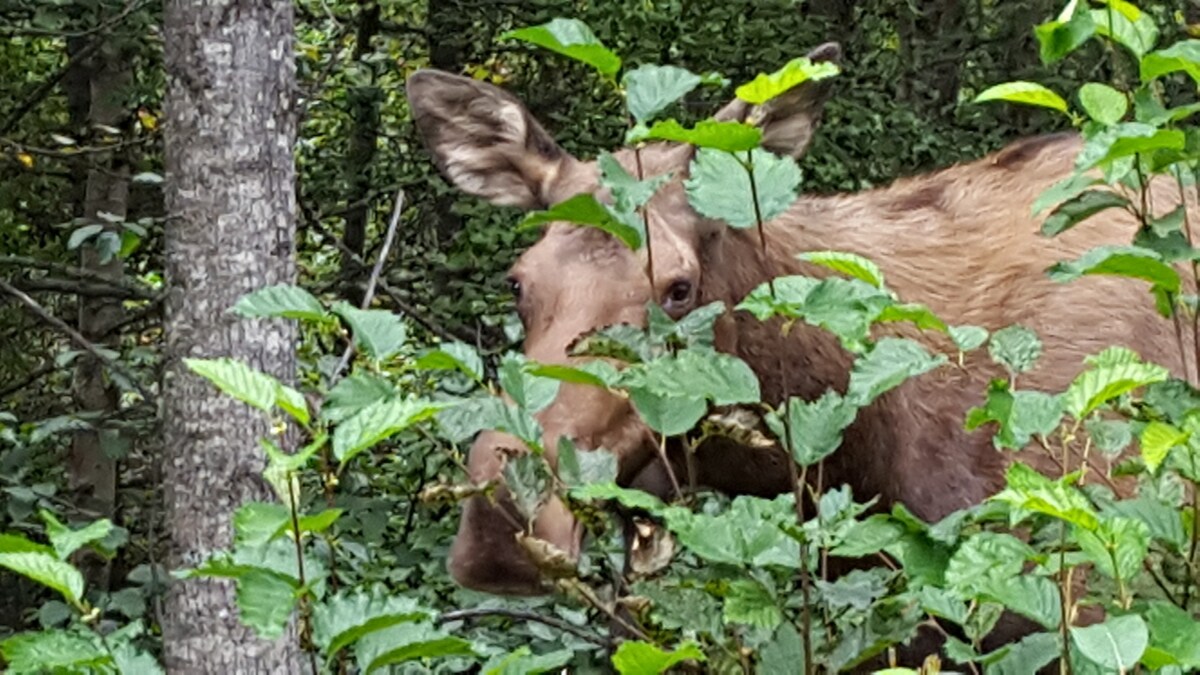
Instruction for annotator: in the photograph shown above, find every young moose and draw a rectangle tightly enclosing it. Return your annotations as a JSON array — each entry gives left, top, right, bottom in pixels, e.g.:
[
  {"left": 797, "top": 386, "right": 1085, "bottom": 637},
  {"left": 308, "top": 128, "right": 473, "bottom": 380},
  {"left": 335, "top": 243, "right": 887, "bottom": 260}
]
[{"left": 406, "top": 43, "right": 1194, "bottom": 659}]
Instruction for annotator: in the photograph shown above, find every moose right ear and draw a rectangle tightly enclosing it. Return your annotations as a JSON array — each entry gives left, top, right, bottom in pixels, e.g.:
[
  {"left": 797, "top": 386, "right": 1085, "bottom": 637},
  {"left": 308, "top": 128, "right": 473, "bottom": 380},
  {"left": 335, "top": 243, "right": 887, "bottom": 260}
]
[{"left": 406, "top": 70, "right": 582, "bottom": 210}]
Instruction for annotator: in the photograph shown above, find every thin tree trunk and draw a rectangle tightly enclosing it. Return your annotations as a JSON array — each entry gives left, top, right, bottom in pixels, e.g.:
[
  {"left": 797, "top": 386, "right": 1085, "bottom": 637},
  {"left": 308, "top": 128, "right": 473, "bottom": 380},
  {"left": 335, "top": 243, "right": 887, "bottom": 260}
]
[
  {"left": 161, "top": 0, "right": 303, "bottom": 671},
  {"left": 70, "top": 39, "right": 131, "bottom": 591},
  {"left": 339, "top": 0, "right": 382, "bottom": 305}
]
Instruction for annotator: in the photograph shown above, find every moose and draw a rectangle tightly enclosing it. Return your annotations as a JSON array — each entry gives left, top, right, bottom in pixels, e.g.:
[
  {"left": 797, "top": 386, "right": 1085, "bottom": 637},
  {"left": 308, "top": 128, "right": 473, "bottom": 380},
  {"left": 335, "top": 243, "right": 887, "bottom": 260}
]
[{"left": 406, "top": 42, "right": 1195, "bottom": 665}]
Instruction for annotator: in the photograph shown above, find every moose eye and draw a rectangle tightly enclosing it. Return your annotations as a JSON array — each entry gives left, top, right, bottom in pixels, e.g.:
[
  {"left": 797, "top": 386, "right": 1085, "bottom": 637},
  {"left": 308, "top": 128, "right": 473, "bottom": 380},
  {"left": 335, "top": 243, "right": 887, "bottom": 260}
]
[{"left": 662, "top": 279, "right": 693, "bottom": 314}]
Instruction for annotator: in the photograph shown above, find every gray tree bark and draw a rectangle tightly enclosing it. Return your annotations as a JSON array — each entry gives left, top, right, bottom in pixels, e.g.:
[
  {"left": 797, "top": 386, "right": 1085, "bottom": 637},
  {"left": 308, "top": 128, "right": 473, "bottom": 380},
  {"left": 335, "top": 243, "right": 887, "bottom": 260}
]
[{"left": 161, "top": 0, "right": 304, "bottom": 672}]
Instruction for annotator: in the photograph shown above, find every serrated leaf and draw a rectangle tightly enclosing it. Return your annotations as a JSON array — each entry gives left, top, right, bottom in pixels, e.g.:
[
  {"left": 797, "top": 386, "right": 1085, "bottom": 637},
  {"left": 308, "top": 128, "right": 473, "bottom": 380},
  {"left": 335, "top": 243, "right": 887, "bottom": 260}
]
[
  {"left": 629, "top": 119, "right": 762, "bottom": 152},
  {"left": 0, "top": 551, "right": 84, "bottom": 605},
  {"left": 993, "top": 462, "right": 1100, "bottom": 530},
  {"left": 974, "top": 81, "right": 1069, "bottom": 113},
  {"left": 737, "top": 276, "right": 889, "bottom": 352},
  {"left": 765, "top": 391, "right": 856, "bottom": 466},
  {"left": 1143, "top": 601, "right": 1200, "bottom": 668},
  {"left": 323, "top": 372, "right": 397, "bottom": 424},
  {"left": 311, "top": 589, "right": 431, "bottom": 658},
  {"left": 525, "top": 361, "right": 616, "bottom": 389},
  {"left": 663, "top": 495, "right": 799, "bottom": 567},
  {"left": 830, "top": 514, "right": 904, "bottom": 557},
  {"left": 1033, "top": 173, "right": 1104, "bottom": 215},
  {"left": 877, "top": 303, "right": 949, "bottom": 333},
  {"left": 498, "top": 354, "right": 561, "bottom": 413},
  {"left": 1075, "top": 516, "right": 1150, "bottom": 584},
  {"left": 798, "top": 250, "right": 885, "bottom": 288},
  {"left": 1078, "top": 83, "right": 1127, "bottom": 125},
  {"left": 814, "top": 568, "right": 888, "bottom": 611},
  {"left": 598, "top": 152, "right": 670, "bottom": 212},
  {"left": 722, "top": 578, "right": 781, "bottom": 629},
  {"left": 484, "top": 647, "right": 574, "bottom": 675},
  {"left": 758, "top": 623, "right": 805, "bottom": 675},
  {"left": 501, "top": 18, "right": 621, "bottom": 78},
  {"left": 185, "top": 357, "right": 280, "bottom": 413},
  {"left": 570, "top": 481, "right": 668, "bottom": 514},
  {"left": 846, "top": 338, "right": 946, "bottom": 406},
  {"left": 965, "top": 380, "right": 1063, "bottom": 450},
  {"left": 0, "top": 630, "right": 110, "bottom": 674},
  {"left": 988, "top": 325, "right": 1043, "bottom": 375},
  {"left": 355, "top": 622, "right": 475, "bottom": 672},
  {"left": 1070, "top": 614, "right": 1147, "bottom": 671},
  {"left": 41, "top": 511, "right": 113, "bottom": 561},
  {"left": 1075, "top": 124, "right": 1185, "bottom": 171},
  {"left": 620, "top": 348, "right": 759, "bottom": 406},
  {"left": 1141, "top": 40, "right": 1200, "bottom": 85},
  {"left": 623, "top": 64, "right": 702, "bottom": 123},
  {"left": 735, "top": 56, "right": 839, "bottom": 105},
  {"left": 234, "top": 502, "right": 291, "bottom": 548},
  {"left": 685, "top": 147, "right": 801, "bottom": 229},
  {"left": 333, "top": 303, "right": 407, "bottom": 362},
  {"left": 611, "top": 640, "right": 705, "bottom": 675},
  {"left": 949, "top": 325, "right": 989, "bottom": 351},
  {"left": 1090, "top": 7, "right": 1158, "bottom": 58},
  {"left": 976, "top": 575, "right": 1061, "bottom": 630},
  {"left": 945, "top": 532, "right": 1034, "bottom": 596},
  {"left": 556, "top": 438, "right": 618, "bottom": 487},
  {"left": 333, "top": 397, "right": 448, "bottom": 464},
  {"left": 518, "top": 193, "right": 642, "bottom": 250},
  {"left": 0, "top": 534, "right": 53, "bottom": 556},
  {"left": 1139, "top": 421, "right": 1188, "bottom": 472},
  {"left": 237, "top": 568, "right": 298, "bottom": 639},
  {"left": 1086, "top": 418, "right": 1132, "bottom": 455},
  {"left": 1064, "top": 358, "right": 1169, "bottom": 419},
  {"left": 1041, "top": 189, "right": 1130, "bottom": 236},
  {"left": 231, "top": 284, "right": 327, "bottom": 321},
  {"left": 984, "top": 632, "right": 1061, "bottom": 675}
]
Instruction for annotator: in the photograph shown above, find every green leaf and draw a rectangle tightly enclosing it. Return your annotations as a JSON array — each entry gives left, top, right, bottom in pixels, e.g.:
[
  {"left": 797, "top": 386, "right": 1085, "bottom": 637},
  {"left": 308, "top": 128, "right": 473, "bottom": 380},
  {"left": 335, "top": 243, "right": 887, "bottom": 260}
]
[
  {"left": 1033, "top": 173, "right": 1104, "bottom": 215},
  {"left": 620, "top": 348, "right": 760, "bottom": 406},
  {"left": 311, "top": 589, "right": 431, "bottom": 659},
  {"left": 1075, "top": 516, "right": 1150, "bottom": 584},
  {"left": 1070, "top": 614, "right": 1148, "bottom": 671},
  {"left": 1143, "top": 601, "right": 1200, "bottom": 668},
  {"left": 499, "top": 354, "right": 562, "bottom": 413},
  {"left": 877, "top": 303, "right": 949, "bottom": 333},
  {"left": 517, "top": 193, "right": 643, "bottom": 250},
  {"left": 738, "top": 276, "right": 890, "bottom": 352},
  {"left": 484, "top": 647, "right": 574, "bottom": 675},
  {"left": 664, "top": 495, "right": 799, "bottom": 567},
  {"left": 765, "top": 391, "right": 856, "bottom": 466},
  {"left": 1139, "top": 421, "right": 1188, "bottom": 472},
  {"left": 975, "top": 575, "right": 1061, "bottom": 630},
  {"left": 758, "top": 624, "right": 805, "bottom": 675},
  {"left": 0, "top": 630, "right": 110, "bottom": 675},
  {"left": 524, "top": 361, "right": 616, "bottom": 389},
  {"left": 41, "top": 512, "right": 113, "bottom": 561},
  {"left": 288, "top": 508, "right": 344, "bottom": 538},
  {"left": 988, "top": 325, "right": 1043, "bottom": 375},
  {"left": 993, "top": 462, "right": 1100, "bottom": 530},
  {"left": 1050, "top": 245, "right": 1180, "bottom": 295},
  {"left": 722, "top": 578, "right": 781, "bottom": 629},
  {"left": 965, "top": 380, "right": 1063, "bottom": 450},
  {"left": 945, "top": 532, "right": 1034, "bottom": 596},
  {"left": 237, "top": 568, "right": 298, "bottom": 639},
  {"left": 1090, "top": 7, "right": 1158, "bottom": 58},
  {"left": 1107, "top": 497, "right": 1186, "bottom": 550},
  {"left": 234, "top": 502, "right": 291, "bottom": 549},
  {"left": 355, "top": 622, "right": 475, "bottom": 673},
  {"left": 846, "top": 338, "right": 946, "bottom": 407},
  {"left": 332, "top": 396, "right": 448, "bottom": 464},
  {"left": 415, "top": 342, "right": 484, "bottom": 382},
  {"left": 735, "top": 56, "right": 839, "bottom": 105},
  {"left": 556, "top": 438, "right": 618, "bottom": 487},
  {"left": 503, "top": 454, "right": 549, "bottom": 520},
  {"left": 611, "top": 640, "right": 705, "bottom": 675},
  {"left": 333, "top": 303, "right": 408, "bottom": 362},
  {"left": 1141, "top": 40, "right": 1200, "bottom": 86},
  {"left": 0, "top": 534, "right": 54, "bottom": 556},
  {"left": 815, "top": 568, "right": 889, "bottom": 611},
  {"left": 323, "top": 372, "right": 397, "bottom": 424},
  {"left": 598, "top": 152, "right": 670, "bottom": 212},
  {"left": 974, "top": 81, "right": 1069, "bottom": 113},
  {"left": 500, "top": 18, "right": 621, "bottom": 78},
  {"left": 983, "top": 632, "right": 1061, "bottom": 675},
  {"left": 1041, "top": 189, "right": 1130, "bottom": 236},
  {"left": 1078, "top": 83, "right": 1127, "bottom": 125},
  {"left": 1075, "top": 124, "right": 1186, "bottom": 171},
  {"left": 570, "top": 481, "right": 668, "bottom": 514},
  {"left": 1035, "top": 5, "right": 1096, "bottom": 64},
  {"left": 685, "top": 147, "right": 801, "bottom": 229},
  {"left": 0, "top": 551, "right": 84, "bottom": 605},
  {"left": 628, "top": 389, "right": 706, "bottom": 436},
  {"left": 629, "top": 119, "right": 762, "bottom": 152},
  {"left": 797, "top": 250, "right": 885, "bottom": 288},
  {"left": 231, "top": 284, "right": 328, "bottom": 321},
  {"left": 623, "top": 64, "right": 702, "bottom": 123},
  {"left": 1085, "top": 418, "right": 1132, "bottom": 455},
  {"left": 1063, "top": 357, "right": 1169, "bottom": 419},
  {"left": 829, "top": 514, "right": 904, "bottom": 557},
  {"left": 185, "top": 357, "right": 280, "bottom": 413},
  {"left": 949, "top": 325, "right": 989, "bottom": 351}
]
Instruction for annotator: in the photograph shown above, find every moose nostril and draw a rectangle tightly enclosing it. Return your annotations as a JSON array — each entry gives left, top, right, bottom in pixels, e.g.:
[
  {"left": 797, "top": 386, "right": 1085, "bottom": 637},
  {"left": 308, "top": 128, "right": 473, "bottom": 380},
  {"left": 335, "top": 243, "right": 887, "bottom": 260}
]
[{"left": 506, "top": 276, "right": 522, "bottom": 298}]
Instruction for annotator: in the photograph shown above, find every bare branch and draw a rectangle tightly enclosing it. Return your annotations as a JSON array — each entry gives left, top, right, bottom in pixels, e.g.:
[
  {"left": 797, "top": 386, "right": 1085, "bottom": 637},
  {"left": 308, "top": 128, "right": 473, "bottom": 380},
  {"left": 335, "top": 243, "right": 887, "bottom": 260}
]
[{"left": 436, "top": 607, "right": 609, "bottom": 647}]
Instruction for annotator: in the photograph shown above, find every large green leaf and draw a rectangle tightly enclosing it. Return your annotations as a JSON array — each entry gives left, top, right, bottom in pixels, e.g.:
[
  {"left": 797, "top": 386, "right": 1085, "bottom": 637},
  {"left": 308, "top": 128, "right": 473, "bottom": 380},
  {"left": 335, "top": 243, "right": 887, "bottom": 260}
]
[
  {"left": 974, "top": 81, "right": 1069, "bottom": 113},
  {"left": 765, "top": 391, "right": 856, "bottom": 466},
  {"left": 0, "top": 630, "right": 110, "bottom": 675},
  {"left": 1139, "top": 420, "right": 1188, "bottom": 472},
  {"left": 184, "top": 357, "right": 279, "bottom": 413},
  {"left": 0, "top": 551, "right": 85, "bottom": 605},
  {"left": 620, "top": 348, "right": 759, "bottom": 406},
  {"left": 1070, "top": 614, "right": 1148, "bottom": 671},
  {"left": 758, "top": 623, "right": 805, "bottom": 675},
  {"left": 355, "top": 622, "right": 475, "bottom": 673},
  {"left": 944, "top": 532, "right": 1033, "bottom": 596},
  {"left": 414, "top": 342, "right": 484, "bottom": 383},
  {"left": 1041, "top": 189, "right": 1130, "bottom": 236},
  {"left": 664, "top": 495, "right": 799, "bottom": 568},
  {"left": 231, "top": 284, "right": 328, "bottom": 322},
  {"left": 237, "top": 568, "right": 298, "bottom": 640},
  {"left": 988, "top": 325, "right": 1043, "bottom": 375},
  {"left": 846, "top": 338, "right": 946, "bottom": 407},
  {"left": 333, "top": 303, "right": 408, "bottom": 362},
  {"left": 628, "top": 389, "right": 707, "bottom": 436},
  {"left": 1033, "top": 172, "right": 1104, "bottom": 215},
  {"left": 312, "top": 589, "right": 431, "bottom": 659},
  {"left": 41, "top": 511, "right": 113, "bottom": 561},
  {"left": 1142, "top": 601, "right": 1200, "bottom": 668},
  {"left": 1035, "top": 4, "right": 1096, "bottom": 64},
  {"left": 498, "top": 354, "right": 562, "bottom": 413},
  {"left": 332, "top": 396, "right": 448, "bottom": 464},
  {"left": 570, "top": 481, "right": 668, "bottom": 514},
  {"left": 797, "top": 250, "right": 885, "bottom": 288},
  {"left": 501, "top": 18, "right": 621, "bottom": 78},
  {"left": 1075, "top": 123, "right": 1186, "bottom": 171},
  {"left": 1049, "top": 245, "right": 1180, "bottom": 295},
  {"left": 1141, "top": 40, "right": 1200, "bottom": 85},
  {"left": 735, "top": 56, "right": 839, "bottom": 105},
  {"left": 623, "top": 64, "right": 702, "bottom": 123},
  {"left": 1090, "top": 6, "right": 1158, "bottom": 58},
  {"left": 975, "top": 575, "right": 1061, "bottom": 630},
  {"left": 322, "top": 372, "right": 397, "bottom": 424},
  {"left": 517, "top": 193, "right": 643, "bottom": 250},
  {"left": 598, "top": 152, "right": 670, "bottom": 213},
  {"left": 1075, "top": 516, "right": 1150, "bottom": 584},
  {"left": 982, "top": 632, "right": 1061, "bottom": 675},
  {"left": 722, "top": 578, "right": 781, "bottom": 629},
  {"left": 629, "top": 119, "right": 762, "bottom": 152},
  {"left": 0, "top": 534, "right": 53, "bottom": 556},
  {"left": 484, "top": 647, "right": 574, "bottom": 675},
  {"left": 611, "top": 640, "right": 705, "bottom": 675},
  {"left": 556, "top": 438, "right": 618, "bottom": 487},
  {"left": 685, "top": 148, "right": 801, "bottom": 229},
  {"left": 965, "top": 380, "right": 1063, "bottom": 450},
  {"left": 1078, "top": 82, "right": 1127, "bottom": 125},
  {"left": 1063, "top": 356, "right": 1169, "bottom": 419},
  {"left": 992, "top": 462, "right": 1099, "bottom": 530},
  {"left": 738, "top": 276, "right": 890, "bottom": 352},
  {"left": 233, "top": 502, "right": 291, "bottom": 549}
]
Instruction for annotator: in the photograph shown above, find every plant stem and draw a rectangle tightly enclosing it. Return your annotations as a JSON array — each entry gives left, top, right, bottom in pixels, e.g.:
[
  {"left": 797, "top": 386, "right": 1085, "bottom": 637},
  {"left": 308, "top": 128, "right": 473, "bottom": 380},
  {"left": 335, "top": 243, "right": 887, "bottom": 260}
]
[{"left": 286, "top": 475, "right": 319, "bottom": 674}]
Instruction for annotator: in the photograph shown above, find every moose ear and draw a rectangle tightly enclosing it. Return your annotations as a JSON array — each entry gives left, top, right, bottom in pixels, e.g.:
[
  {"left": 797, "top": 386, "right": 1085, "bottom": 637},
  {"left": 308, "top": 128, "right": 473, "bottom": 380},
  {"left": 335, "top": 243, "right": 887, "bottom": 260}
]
[
  {"left": 715, "top": 42, "right": 841, "bottom": 159},
  {"left": 406, "top": 70, "right": 581, "bottom": 209}
]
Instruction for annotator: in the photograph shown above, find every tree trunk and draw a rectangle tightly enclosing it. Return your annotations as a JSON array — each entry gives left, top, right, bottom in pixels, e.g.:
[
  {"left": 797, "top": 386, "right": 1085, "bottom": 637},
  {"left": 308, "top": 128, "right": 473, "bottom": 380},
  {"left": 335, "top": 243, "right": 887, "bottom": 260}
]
[
  {"left": 70, "top": 38, "right": 131, "bottom": 591},
  {"left": 161, "top": 0, "right": 303, "bottom": 672}
]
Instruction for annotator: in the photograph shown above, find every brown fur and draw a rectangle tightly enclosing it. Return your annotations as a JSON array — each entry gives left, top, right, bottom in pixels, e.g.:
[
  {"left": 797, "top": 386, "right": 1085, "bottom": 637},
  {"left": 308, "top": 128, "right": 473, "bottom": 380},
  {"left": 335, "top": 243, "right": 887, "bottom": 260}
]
[{"left": 405, "top": 45, "right": 1197, "bottom": 666}]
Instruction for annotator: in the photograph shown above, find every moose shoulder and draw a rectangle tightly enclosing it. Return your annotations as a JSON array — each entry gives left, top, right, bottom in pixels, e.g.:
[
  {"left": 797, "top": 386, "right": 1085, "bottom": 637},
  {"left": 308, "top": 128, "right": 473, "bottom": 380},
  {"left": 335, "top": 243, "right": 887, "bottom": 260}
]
[{"left": 405, "top": 46, "right": 1194, "bottom": 600}]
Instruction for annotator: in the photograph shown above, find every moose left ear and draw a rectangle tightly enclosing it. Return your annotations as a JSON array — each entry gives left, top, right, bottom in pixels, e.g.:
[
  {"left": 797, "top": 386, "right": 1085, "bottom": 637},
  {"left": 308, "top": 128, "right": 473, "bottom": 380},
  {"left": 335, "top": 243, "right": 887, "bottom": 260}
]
[{"left": 715, "top": 41, "right": 842, "bottom": 160}]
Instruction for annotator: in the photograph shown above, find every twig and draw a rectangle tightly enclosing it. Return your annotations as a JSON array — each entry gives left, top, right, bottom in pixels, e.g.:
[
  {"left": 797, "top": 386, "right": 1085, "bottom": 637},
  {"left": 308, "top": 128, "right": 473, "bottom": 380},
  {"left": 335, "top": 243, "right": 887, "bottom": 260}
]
[
  {"left": 0, "top": 254, "right": 158, "bottom": 294},
  {"left": 436, "top": 607, "right": 609, "bottom": 647},
  {"left": 0, "top": 0, "right": 145, "bottom": 39},
  {"left": 0, "top": 277, "right": 155, "bottom": 405},
  {"left": 0, "top": 40, "right": 102, "bottom": 135},
  {"left": 332, "top": 188, "right": 404, "bottom": 381},
  {"left": 0, "top": 361, "right": 56, "bottom": 400},
  {"left": 11, "top": 276, "right": 157, "bottom": 300}
]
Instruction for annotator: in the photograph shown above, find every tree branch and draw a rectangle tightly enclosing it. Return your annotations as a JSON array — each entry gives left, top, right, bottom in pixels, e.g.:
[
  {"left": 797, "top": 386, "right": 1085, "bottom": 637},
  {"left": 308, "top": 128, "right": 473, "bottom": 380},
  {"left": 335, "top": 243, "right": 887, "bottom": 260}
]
[{"left": 435, "top": 608, "right": 609, "bottom": 647}]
